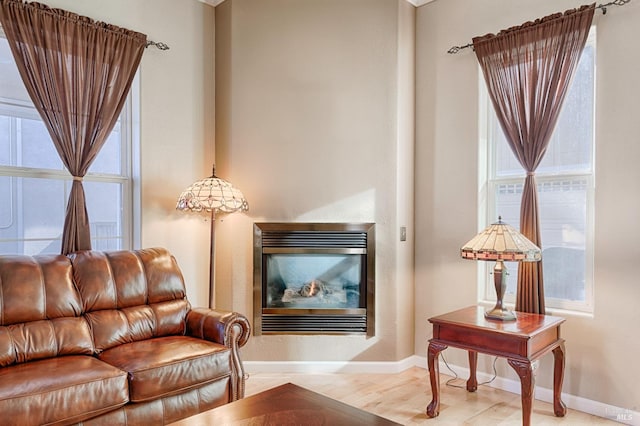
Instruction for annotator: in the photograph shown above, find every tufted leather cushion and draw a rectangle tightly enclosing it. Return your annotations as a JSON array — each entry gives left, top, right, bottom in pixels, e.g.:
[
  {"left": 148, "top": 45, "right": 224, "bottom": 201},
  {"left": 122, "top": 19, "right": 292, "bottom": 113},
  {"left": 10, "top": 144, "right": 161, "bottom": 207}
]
[
  {"left": 69, "top": 248, "right": 189, "bottom": 353},
  {"left": 0, "top": 355, "right": 128, "bottom": 426},
  {"left": 78, "top": 379, "right": 232, "bottom": 426},
  {"left": 97, "top": 335, "right": 231, "bottom": 402},
  {"left": 0, "top": 255, "right": 93, "bottom": 367}
]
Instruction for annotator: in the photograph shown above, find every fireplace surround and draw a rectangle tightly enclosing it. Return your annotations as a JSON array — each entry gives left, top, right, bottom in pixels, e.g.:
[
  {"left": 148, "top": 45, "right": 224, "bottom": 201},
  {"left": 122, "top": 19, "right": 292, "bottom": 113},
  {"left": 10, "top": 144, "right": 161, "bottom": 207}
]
[{"left": 253, "top": 222, "right": 375, "bottom": 336}]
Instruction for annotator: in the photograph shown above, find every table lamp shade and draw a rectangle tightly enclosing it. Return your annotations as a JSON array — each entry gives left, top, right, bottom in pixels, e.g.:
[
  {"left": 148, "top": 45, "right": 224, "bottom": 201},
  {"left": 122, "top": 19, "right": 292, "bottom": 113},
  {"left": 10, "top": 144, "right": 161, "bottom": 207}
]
[
  {"left": 461, "top": 218, "right": 541, "bottom": 262},
  {"left": 461, "top": 217, "right": 541, "bottom": 321}
]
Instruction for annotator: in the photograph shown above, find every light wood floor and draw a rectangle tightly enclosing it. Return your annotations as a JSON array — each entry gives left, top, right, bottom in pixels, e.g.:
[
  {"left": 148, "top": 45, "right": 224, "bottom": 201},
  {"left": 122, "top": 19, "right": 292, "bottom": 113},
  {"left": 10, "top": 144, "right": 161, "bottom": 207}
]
[{"left": 245, "top": 367, "right": 619, "bottom": 425}]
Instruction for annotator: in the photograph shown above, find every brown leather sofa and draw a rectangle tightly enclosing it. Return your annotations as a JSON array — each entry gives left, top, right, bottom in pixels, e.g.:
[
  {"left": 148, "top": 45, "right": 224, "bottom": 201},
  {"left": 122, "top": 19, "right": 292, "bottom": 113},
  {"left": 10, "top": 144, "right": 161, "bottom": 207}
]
[{"left": 0, "top": 247, "right": 251, "bottom": 425}]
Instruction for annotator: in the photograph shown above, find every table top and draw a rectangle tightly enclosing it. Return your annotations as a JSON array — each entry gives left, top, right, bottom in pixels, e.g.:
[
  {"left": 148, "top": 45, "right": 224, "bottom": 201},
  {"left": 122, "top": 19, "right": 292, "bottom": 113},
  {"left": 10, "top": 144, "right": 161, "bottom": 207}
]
[
  {"left": 429, "top": 306, "right": 565, "bottom": 336},
  {"left": 170, "top": 383, "right": 401, "bottom": 425}
]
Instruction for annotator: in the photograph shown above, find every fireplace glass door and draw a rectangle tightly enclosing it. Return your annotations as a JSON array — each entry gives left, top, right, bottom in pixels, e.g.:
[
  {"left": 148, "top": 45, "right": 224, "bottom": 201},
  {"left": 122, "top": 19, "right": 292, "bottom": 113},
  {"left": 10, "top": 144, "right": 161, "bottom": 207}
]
[{"left": 264, "top": 252, "right": 365, "bottom": 310}]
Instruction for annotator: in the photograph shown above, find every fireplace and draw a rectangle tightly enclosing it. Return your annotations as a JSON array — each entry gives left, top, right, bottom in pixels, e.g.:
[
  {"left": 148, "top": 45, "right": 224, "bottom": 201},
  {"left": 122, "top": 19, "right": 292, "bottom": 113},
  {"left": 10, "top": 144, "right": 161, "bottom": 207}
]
[{"left": 253, "top": 222, "right": 375, "bottom": 336}]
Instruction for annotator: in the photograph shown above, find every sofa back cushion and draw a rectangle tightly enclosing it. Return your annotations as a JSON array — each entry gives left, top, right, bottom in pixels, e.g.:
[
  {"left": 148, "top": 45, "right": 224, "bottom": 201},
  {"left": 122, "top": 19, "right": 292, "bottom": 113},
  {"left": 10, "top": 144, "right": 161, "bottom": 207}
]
[
  {"left": 0, "top": 254, "right": 93, "bottom": 367},
  {"left": 69, "top": 247, "right": 189, "bottom": 353}
]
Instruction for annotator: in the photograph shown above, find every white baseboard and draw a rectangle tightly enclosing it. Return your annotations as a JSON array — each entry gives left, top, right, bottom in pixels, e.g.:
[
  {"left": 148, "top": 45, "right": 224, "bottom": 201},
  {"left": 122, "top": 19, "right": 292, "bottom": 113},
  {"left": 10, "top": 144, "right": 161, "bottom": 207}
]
[
  {"left": 244, "top": 356, "right": 638, "bottom": 425},
  {"left": 244, "top": 355, "right": 423, "bottom": 375}
]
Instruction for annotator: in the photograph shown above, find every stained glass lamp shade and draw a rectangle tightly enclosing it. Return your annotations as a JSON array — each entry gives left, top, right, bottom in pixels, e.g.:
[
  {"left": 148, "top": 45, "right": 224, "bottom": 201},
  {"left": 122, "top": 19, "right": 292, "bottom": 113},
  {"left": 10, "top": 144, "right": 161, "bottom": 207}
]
[
  {"left": 176, "top": 169, "right": 248, "bottom": 214},
  {"left": 461, "top": 217, "right": 541, "bottom": 320}
]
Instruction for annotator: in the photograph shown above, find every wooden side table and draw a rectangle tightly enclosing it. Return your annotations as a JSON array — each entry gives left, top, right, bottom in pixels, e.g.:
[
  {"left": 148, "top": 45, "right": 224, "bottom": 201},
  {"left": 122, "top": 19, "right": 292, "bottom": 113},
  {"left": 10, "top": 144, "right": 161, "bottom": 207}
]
[{"left": 425, "top": 306, "right": 566, "bottom": 426}]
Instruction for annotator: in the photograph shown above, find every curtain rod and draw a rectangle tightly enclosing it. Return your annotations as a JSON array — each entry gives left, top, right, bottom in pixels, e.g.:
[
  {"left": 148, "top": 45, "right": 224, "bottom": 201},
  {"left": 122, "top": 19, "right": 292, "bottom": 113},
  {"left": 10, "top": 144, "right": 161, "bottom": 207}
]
[
  {"left": 1, "top": 24, "right": 169, "bottom": 51},
  {"left": 446, "top": 0, "right": 631, "bottom": 54},
  {"left": 145, "top": 40, "right": 170, "bottom": 51}
]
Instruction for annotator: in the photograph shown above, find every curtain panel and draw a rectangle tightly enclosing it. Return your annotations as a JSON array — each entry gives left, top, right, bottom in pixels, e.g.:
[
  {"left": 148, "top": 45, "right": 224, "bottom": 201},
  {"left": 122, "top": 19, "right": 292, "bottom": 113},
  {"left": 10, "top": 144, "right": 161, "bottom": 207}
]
[
  {"left": 473, "top": 4, "right": 595, "bottom": 314},
  {"left": 0, "top": 0, "right": 146, "bottom": 254}
]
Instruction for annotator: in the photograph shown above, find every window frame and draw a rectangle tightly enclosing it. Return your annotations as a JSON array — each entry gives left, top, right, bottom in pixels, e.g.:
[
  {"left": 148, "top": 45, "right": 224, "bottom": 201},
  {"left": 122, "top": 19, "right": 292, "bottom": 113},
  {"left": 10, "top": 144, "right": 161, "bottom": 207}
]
[{"left": 478, "top": 28, "right": 596, "bottom": 314}]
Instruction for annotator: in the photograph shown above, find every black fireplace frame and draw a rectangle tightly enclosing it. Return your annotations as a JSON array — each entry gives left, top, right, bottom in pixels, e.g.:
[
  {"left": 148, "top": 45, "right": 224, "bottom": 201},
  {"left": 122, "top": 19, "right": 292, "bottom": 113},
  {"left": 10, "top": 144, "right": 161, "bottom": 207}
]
[{"left": 253, "top": 222, "right": 375, "bottom": 336}]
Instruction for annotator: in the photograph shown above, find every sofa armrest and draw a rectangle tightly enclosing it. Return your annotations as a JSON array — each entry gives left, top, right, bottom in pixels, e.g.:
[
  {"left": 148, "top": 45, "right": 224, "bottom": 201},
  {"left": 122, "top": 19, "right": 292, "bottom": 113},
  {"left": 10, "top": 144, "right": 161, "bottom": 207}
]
[
  {"left": 186, "top": 308, "right": 251, "bottom": 348},
  {"left": 185, "top": 308, "right": 251, "bottom": 400}
]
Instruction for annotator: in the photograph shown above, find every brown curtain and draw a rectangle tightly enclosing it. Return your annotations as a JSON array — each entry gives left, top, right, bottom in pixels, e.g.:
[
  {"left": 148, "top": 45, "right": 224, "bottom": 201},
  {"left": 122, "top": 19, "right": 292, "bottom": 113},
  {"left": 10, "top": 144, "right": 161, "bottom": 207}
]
[
  {"left": 0, "top": 0, "right": 146, "bottom": 254},
  {"left": 473, "top": 4, "right": 594, "bottom": 314}
]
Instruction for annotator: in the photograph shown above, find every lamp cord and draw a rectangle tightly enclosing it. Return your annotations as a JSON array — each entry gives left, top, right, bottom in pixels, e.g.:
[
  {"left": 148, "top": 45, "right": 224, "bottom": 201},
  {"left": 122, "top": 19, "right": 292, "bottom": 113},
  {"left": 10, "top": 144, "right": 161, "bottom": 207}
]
[{"left": 441, "top": 353, "right": 498, "bottom": 389}]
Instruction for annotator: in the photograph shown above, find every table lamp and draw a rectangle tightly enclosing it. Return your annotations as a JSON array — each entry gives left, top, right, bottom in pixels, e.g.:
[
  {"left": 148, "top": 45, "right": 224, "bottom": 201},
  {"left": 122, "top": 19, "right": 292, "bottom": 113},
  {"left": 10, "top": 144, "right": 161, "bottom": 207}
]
[
  {"left": 176, "top": 165, "right": 248, "bottom": 308},
  {"left": 460, "top": 217, "right": 541, "bottom": 321}
]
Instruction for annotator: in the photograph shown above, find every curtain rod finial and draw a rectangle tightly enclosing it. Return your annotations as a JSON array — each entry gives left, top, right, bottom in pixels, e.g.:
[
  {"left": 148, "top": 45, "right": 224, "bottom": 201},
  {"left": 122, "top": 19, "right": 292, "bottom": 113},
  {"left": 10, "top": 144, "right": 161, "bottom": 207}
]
[
  {"left": 145, "top": 40, "right": 170, "bottom": 50},
  {"left": 447, "top": 42, "right": 474, "bottom": 55}
]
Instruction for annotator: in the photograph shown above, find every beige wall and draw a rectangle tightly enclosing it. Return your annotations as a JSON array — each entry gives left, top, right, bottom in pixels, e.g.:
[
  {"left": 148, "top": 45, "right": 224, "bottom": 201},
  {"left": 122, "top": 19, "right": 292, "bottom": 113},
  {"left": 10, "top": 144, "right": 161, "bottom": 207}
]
[
  {"left": 35, "top": 0, "right": 216, "bottom": 307},
  {"left": 415, "top": 0, "right": 640, "bottom": 410},
  {"left": 215, "top": 0, "right": 416, "bottom": 362}
]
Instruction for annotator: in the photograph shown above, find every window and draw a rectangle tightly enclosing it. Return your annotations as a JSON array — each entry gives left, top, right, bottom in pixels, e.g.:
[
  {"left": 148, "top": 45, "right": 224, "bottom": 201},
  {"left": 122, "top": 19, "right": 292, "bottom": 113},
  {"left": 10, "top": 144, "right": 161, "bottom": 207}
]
[
  {"left": 0, "top": 31, "right": 137, "bottom": 255},
  {"left": 481, "top": 28, "right": 595, "bottom": 313}
]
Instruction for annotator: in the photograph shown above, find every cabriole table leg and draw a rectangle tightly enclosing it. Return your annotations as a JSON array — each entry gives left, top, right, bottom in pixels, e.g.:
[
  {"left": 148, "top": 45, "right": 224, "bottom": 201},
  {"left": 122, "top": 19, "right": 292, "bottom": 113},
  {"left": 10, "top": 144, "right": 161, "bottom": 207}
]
[
  {"left": 553, "top": 342, "right": 567, "bottom": 417},
  {"left": 426, "top": 341, "right": 448, "bottom": 418},
  {"left": 467, "top": 350, "right": 478, "bottom": 392},
  {"left": 507, "top": 358, "right": 535, "bottom": 426}
]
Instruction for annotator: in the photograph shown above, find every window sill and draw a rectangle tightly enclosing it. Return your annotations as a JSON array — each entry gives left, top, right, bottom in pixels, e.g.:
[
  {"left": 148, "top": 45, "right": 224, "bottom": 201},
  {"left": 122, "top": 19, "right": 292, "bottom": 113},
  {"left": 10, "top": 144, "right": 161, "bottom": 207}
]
[{"left": 477, "top": 299, "right": 594, "bottom": 319}]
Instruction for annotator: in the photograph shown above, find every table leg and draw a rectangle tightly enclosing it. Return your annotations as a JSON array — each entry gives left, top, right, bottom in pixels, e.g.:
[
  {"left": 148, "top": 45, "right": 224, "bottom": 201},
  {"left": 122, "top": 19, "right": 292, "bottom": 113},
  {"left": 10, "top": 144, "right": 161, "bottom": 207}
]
[
  {"left": 507, "top": 358, "right": 535, "bottom": 426},
  {"left": 552, "top": 342, "right": 567, "bottom": 417},
  {"left": 426, "top": 341, "right": 448, "bottom": 418},
  {"left": 467, "top": 350, "right": 478, "bottom": 392}
]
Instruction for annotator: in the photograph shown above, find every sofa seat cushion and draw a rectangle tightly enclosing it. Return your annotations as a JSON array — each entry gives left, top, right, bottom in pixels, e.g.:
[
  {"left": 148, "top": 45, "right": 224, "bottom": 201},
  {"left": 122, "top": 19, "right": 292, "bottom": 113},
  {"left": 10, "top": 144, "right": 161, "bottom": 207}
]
[
  {"left": 0, "top": 355, "right": 128, "bottom": 426},
  {"left": 98, "top": 335, "right": 231, "bottom": 403}
]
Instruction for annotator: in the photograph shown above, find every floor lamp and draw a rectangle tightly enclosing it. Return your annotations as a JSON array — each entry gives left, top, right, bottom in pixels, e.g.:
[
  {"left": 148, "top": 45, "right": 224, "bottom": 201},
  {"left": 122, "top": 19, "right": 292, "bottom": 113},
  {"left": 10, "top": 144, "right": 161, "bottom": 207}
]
[{"left": 176, "top": 165, "right": 248, "bottom": 308}]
